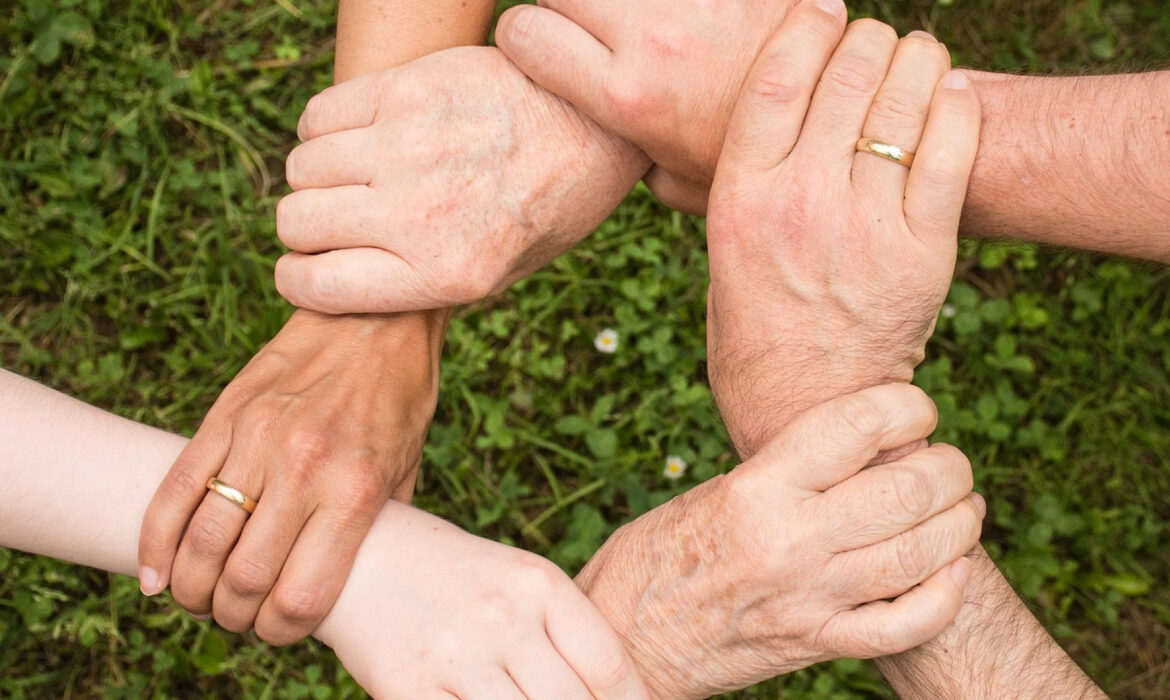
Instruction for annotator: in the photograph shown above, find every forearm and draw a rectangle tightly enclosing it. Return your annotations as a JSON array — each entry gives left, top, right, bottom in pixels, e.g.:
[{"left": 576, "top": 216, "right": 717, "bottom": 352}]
[
  {"left": 875, "top": 546, "right": 1103, "bottom": 698},
  {"left": 964, "top": 70, "right": 1170, "bottom": 261},
  {"left": 335, "top": 0, "right": 495, "bottom": 81},
  {"left": 0, "top": 370, "right": 411, "bottom": 652}
]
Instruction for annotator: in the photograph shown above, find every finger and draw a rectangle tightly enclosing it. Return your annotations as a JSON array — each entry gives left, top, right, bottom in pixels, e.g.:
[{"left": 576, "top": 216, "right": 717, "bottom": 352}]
[
  {"left": 276, "top": 186, "right": 387, "bottom": 254},
  {"left": 797, "top": 18, "right": 898, "bottom": 166},
  {"left": 852, "top": 31, "right": 951, "bottom": 198},
  {"left": 274, "top": 248, "right": 435, "bottom": 315},
  {"left": 903, "top": 70, "right": 982, "bottom": 246},
  {"left": 719, "top": 0, "right": 848, "bottom": 173},
  {"left": 832, "top": 492, "right": 984, "bottom": 602},
  {"left": 747, "top": 383, "right": 938, "bottom": 493},
  {"left": 253, "top": 505, "right": 377, "bottom": 646},
  {"left": 546, "top": 582, "right": 650, "bottom": 699},
  {"left": 297, "top": 72, "right": 387, "bottom": 141},
  {"left": 643, "top": 167, "right": 710, "bottom": 216},
  {"left": 138, "top": 422, "right": 232, "bottom": 595},
  {"left": 822, "top": 443, "right": 973, "bottom": 551},
  {"left": 823, "top": 557, "right": 971, "bottom": 659},
  {"left": 448, "top": 671, "right": 527, "bottom": 700},
  {"left": 211, "top": 490, "right": 311, "bottom": 633},
  {"left": 506, "top": 644, "right": 594, "bottom": 700},
  {"left": 535, "top": 0, "right": 621, "bottom": 38},
  {"left": 496, "top": 5, "right": 616, "bottom": 124},
  {"left": 169, "top": 457, "right": 263, "bottom": 616},
  {"left": 285, "top": 128, "right": 379, "bottom": 191}
]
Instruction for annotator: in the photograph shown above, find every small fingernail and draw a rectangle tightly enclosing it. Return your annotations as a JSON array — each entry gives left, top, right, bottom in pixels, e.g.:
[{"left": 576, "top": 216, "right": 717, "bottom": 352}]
[
  {"left": 139, "top": 567, "right": 164, "bottom": 596},
  {"left": 813, "top": 0, "right": 846, "bottom": 17},
  {"left": 191, "top": 612, "right": 211, "bottom": 622},
  {"left": 907, "top": 30, "right": 936, "bottom": 41},
  {"left": 968, "top": 492, "right": 987, "bottom": 518},
  {"left": 950, "top": 558, "right": 972, "bottom": 587},
  {"left": 940, "top": 71, "right": 971, "bottom": 90}
]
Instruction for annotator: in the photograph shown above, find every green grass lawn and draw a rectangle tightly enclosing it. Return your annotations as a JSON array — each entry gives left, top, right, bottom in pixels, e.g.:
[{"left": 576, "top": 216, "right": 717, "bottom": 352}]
[{"left": 2, "top": 0, "right": 1169, "bottom": 697}]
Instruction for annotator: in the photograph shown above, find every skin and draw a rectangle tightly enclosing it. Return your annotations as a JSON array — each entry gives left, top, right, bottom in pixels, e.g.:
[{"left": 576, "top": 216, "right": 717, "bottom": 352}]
[
  {"left": 0, "top": 366, "right": 979, "bottom": 698},
  {"left": 574, "top": 3, "right": 1001, "bottom": 698},
  {"left": 136, "top": 0, "right": 496, "bottom": 645},
  {"left": 275, "top": 46, "right": 647, "bottom": 313},
  {"left": 0, "top": 368, "right": 649, "bottom": 699},
  {"left": 495, "top": 0, "right": 1170, "bottom": 257}
]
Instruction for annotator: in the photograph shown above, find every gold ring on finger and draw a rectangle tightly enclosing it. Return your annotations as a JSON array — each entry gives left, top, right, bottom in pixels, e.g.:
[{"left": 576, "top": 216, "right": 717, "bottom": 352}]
[
  {"left": 856, "top": 137, "right": 915, "bottom": 168},
  {"left": 206, "top": 478, "right": 258, "bottom": 515}
]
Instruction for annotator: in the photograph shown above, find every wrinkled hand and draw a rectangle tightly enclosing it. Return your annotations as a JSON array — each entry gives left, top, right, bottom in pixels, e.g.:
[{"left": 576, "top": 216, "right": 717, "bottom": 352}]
[
  {"left": 138, "top": 310, "right": 444, "bottom": 644},
  {"left": 273, "top": 45, "right": 648, "bottom": 314},
  {"left": 577, "top": 384, "right": 984, "bottom": 699},
  {"left": 706, "top": 0, "right": 982, "bottom": 456},
  {"left": 496, "top": 0, "right": 797, "bottom": 213},
  {"left": 316, "top": 500, "right": 649, "bottom": 699}
]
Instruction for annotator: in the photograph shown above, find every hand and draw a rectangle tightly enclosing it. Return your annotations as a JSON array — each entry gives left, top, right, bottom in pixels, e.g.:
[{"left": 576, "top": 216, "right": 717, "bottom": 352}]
[
  {"left": 496, "top": 0, "right": 797, "bottom": 213},
  {"left": 138, "top": 310, "right": 445, "bottom": 644},
  {"left": 273, "top": 45, "right": 649, "bottom": 314},
  {"left": 577, "top": 384, "right": 984, "bottom": 699},
  {"left": 705, "top": 0, "right": 982, "bottom": 456},
  {"left": 316, "top": 500, "right": 649, "bottom": 699}
]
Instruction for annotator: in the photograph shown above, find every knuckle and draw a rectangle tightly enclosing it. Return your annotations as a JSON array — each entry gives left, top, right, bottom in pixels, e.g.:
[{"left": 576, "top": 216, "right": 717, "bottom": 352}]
[
  {"left": 586, "top": 643, "right": 633, "bottom": 694},
  {"left": 641, "top": 23, "right": 689, "bottom": 61},
  {"left": 892, "top": 530, "right": 931, "bottom": 582},
  {"left": 747, "top": 62, "right": 805, "bottom": 108},
  {"left": 271, "top": 584, "right": 331, "bottom": 626},
  {"left": 602, "top": 78, "right": 653, "bottom": 121},
  {"left": 824, "top": 56, "right": 882, "bottom": 96},
  {"left": 283, "top": 425, "right": 333, "bottom": 463},
  {"left": 224, "top": 559, "right": 278, "bottom": 598},
  {"left": 187, "top": 516, "right": 235, "bottom": 559},
  {"left": 869, "top": 88, "right": 924, "bottom": 124},
  {"left": 889, "top": 467, "right": 934, "bottom": 521},
  {"left": 163, "top": 465, "right": 203, "bottom": 499},
  {"left": 836, "top": 394, "right": 886, "bottom": 440}
]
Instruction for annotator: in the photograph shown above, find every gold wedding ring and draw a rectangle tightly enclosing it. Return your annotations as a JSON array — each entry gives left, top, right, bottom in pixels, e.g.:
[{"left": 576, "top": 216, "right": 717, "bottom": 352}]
[
  {"left": 206, "top": 478, "right": 258, "bottom": 514},
  {"left": 856, "top": 138, "right": 915, "bottom": 168}
]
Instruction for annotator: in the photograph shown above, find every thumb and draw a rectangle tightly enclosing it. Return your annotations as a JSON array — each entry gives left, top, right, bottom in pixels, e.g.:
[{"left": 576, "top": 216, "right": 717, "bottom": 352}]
[
  {"left": 496, "top": 5, "right": 617, "bottom": 129},
  {"left": 274, "top": 249, "right": 440, "bottom": 314},
  {"left": 745, "top": 383, "right": 939, "bottom": 493}
]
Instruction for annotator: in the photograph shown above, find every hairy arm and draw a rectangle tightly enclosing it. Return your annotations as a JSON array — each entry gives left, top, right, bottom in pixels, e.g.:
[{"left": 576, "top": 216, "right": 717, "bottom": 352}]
[
  {"left": 964, "top": 70, "right": 1170, "bottom": 261},
  {"left": 875, "top": 547, "right": 1104, "bottom": 699}
]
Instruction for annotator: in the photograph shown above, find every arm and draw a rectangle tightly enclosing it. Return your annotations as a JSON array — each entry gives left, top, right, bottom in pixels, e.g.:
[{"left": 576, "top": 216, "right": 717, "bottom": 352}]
[
  {"left": 496, "top": 3, "right": 1170, "bottom": 262},
  {"left": 135, "top": 0, "right": 495, "bottom": 646},
  {"left": 0, "top": 369, "right": 649, "bottom": 698},
  {"left": 875, "top": 547, "right": 1105, "bottom": 699},
  {"left": 693, "top": 10, "right": 1104, "bottom": 700},
  {"left": 961, "top": 70, "right": 1170, "bottom": 261}
]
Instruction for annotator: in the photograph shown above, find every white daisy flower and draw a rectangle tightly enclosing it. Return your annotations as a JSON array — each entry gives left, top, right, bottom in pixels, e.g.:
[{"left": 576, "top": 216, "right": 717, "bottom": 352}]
[
  {"left": 594, "top": 328, "right": 619, "bottom": 354},
  {"left": 663, "top": 455, "right": 687, "bottom": 480},
  {"left": 941, "top": 304, "right": 957, "bottom": 319}
]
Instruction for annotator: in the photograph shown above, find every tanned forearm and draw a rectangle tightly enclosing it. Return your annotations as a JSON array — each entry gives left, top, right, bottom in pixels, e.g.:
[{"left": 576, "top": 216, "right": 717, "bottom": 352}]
[
  {"left": 876, "top": 547, "right": 1103, "bottom": 699},
  {"left": 965, "top": 70, "right": 1170, "bottom": 261},
  {"left": 335, "top": 0, "right": 495, "bottom": 80}
]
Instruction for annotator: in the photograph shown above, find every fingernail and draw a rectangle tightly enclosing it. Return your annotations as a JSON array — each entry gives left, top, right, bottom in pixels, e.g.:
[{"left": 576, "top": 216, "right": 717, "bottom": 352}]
[
  {"left": 190, "top": 612, "right": 211, "bottom": 622},
  {"left": 813, "top": 0, "right": 846, "bottom": 17},
  {"left": 968, "top": 492, "right": 987, "bottom": 518},
  {"left": 950, "top": 558, "right": 972, "bottom": 587},
  {"left": 907, "top": 30, "right": 936, "bottom": 41},
  {"left": 139, "top": 567, "right": 164, "bottom": 596},
  {"left": 940, "top": 71, "right": 971, "bottom": 90}
]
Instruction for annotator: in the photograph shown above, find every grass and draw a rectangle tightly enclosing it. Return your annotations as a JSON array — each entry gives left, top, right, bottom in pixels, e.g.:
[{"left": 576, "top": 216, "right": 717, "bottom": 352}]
[{"left": 2, "top": 0, "right": 1169, "bottom": 697}]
